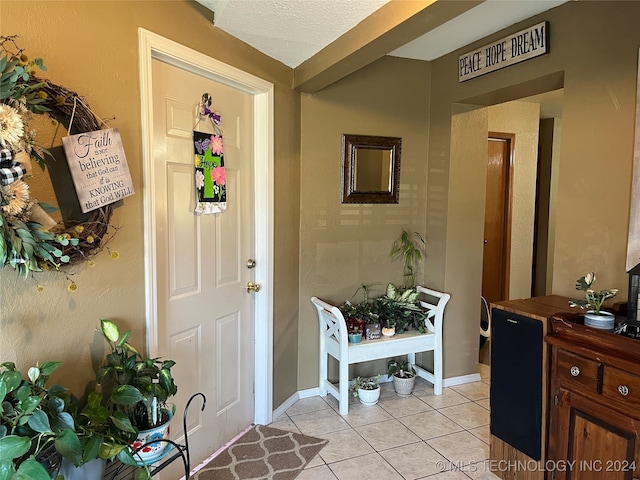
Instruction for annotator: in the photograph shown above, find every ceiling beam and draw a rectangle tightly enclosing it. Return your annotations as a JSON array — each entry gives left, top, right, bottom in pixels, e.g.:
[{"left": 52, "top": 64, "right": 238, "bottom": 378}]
[{"left": 293, "top": 0, "right": 485, "bottom": 93}]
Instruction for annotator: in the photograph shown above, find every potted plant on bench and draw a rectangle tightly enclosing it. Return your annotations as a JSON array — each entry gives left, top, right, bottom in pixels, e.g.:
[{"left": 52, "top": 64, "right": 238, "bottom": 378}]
[
  {"left": 340, "top": 284, "right": 382, "bottom": 341},
  {"left": 387, "top": 359, "right": 417, "bottom": 396},
  {"left": 375, "top": 283, "right": 428, "bottom": 333},
  {"left": 390, "top": 230, "right": 425, "bottom": 288}
]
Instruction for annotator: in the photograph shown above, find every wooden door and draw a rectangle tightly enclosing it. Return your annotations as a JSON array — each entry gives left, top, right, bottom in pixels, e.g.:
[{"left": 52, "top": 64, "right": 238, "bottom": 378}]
[
  {"left": 482, "top": 134, "right": 513, "bottom": 305},
  {"left": 151, "top": 57, "right": 256, "bottom": 476},
  {"left": 553, "top": 388, "right": 639, "bottom": 480}
]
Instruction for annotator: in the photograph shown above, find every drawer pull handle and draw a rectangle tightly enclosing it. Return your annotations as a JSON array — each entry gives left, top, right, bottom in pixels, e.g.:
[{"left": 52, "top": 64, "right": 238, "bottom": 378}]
[
  {"left": 570, "top": 366, "right": 580, "bottom": 377},
  {"left": 618, "top": 384, "right": 630, "bottom": 396}
]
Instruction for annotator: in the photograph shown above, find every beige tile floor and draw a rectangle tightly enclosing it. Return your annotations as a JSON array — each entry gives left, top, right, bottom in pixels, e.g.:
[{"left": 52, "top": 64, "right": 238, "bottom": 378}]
[{"left": 269, "top": 363, "right": 501, "bottom": 480}]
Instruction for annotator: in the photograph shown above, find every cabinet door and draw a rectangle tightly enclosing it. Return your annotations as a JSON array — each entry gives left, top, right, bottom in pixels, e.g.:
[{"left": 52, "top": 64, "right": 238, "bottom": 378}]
[{"left": 554, "top": 388, "right": 639, "bottom": 480}]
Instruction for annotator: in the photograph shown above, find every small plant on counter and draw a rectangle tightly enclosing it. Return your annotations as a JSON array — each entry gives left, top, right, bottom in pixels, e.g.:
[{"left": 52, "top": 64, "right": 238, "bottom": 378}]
[{"left": 568, "top": 272, "right": 618, "bottom": 315}]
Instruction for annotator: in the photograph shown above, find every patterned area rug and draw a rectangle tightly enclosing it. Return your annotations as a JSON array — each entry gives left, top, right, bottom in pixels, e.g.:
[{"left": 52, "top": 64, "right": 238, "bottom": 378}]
[{"left": 192, "top": 425, "right": 328, "bottom": 480}]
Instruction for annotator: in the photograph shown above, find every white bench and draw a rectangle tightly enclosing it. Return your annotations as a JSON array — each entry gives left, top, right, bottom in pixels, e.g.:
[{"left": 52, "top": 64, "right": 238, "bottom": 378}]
[{"left": 310, "top": 286, "right": 450, "bottom": 415}]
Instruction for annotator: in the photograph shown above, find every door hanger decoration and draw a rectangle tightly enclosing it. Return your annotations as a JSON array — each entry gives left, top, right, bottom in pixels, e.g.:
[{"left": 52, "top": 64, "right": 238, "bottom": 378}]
[{"left": 194, "top": 94, "right": 226, "bottom": 214}]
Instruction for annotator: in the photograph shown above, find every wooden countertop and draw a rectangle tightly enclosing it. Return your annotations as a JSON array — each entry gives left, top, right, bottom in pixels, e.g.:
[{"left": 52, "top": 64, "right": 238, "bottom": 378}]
[{"left": 491, "top": 295, "right": 582, "bottom": 322}]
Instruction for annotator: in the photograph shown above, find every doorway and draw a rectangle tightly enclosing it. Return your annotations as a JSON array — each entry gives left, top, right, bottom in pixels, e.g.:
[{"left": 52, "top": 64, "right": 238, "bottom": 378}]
[
  {"left": 139, "top": 29, "right": 274, "bottom": 475},
  {"left": 476, "top": 90, "right": 564, "bottom": 367},
  {"left": 482, "top": 133, "right": 514, "bottom": 306}
]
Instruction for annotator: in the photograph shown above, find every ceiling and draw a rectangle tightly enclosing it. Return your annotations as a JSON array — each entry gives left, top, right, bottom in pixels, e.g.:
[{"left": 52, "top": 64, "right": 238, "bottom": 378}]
[
  {"left": 197, "top": 0, "right": 568, "bottom": 68},
  {"left": 195, "top": 0, "right": 567, "bottom": 115}
]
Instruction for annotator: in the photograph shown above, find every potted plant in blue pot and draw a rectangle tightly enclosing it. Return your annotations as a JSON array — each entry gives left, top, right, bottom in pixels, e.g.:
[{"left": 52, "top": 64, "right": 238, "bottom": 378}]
[{"left": 569, "top": 272, "right": 619, "bottom": 331}]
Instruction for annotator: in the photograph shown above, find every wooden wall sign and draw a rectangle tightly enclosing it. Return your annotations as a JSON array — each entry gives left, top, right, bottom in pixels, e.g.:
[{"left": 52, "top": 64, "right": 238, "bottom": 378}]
[
  {"left": 458, "top": 21, "right": 548, "bottom": 82},
  {"left": 62, "top": 128, "right": 134, "bottom": 213}
]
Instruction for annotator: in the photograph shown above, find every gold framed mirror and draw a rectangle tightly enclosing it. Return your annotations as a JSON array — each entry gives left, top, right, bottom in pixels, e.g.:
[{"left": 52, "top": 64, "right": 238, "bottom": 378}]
[{"left": 341, "top": 134, "right": 402, "bottom": 204}]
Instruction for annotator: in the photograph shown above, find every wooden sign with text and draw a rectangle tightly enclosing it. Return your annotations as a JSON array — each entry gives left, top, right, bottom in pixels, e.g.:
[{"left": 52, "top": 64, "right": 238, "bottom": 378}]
[
  {"left": 62, "top": 128, "right": 134, "bottom": 213},
  {"left": 459, "top": 21, "right": 548, "bottom": 82}
]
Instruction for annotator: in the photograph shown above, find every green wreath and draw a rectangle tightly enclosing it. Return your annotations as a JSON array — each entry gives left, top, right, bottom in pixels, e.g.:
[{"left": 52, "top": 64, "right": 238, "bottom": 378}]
[{"left": 0, "top": 36, "right": 115, "bottom": 279}]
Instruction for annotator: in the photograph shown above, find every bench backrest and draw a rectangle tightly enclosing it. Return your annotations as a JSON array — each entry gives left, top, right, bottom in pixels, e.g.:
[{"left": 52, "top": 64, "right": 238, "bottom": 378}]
[
  {"left": 310, "top": 296, "right": 349, "bottom": 346},
  {"left": 417, "top": 286, "right": 451, "bottom": 338}
]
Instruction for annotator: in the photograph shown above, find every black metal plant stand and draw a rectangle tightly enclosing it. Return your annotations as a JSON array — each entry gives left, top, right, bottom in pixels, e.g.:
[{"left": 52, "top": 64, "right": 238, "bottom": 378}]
[{"left": 103, "top": 393, "right": 206, "bottom": 480}]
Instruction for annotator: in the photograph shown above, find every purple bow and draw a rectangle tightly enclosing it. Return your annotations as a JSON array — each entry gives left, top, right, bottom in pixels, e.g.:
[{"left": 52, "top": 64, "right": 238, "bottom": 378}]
[{"left": 201, "top": 105, "right": 222, "bottom": 126}]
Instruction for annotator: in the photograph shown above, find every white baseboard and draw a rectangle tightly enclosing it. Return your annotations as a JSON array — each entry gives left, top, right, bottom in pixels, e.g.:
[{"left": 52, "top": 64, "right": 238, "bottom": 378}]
[
  {"left": 297, "top": 387, "right": 321, "bottom": 399},
  {"left": 443, "top": 373, "right": 482, "bottom": 386}
]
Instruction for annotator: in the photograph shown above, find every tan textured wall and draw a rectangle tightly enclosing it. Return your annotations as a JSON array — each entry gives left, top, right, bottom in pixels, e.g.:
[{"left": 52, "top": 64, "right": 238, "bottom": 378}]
[
  {"left": 429, "top": 1, "right": 638, "bottom": 377},
  {"left": 0, "top": 0, "right": 300, "bottom": 409},
  {"left": 298, "top": 56, "right": 430, "bottom": 388},
  {"left": 444, "top": 105, "right": 488, "bottom": 376},
  {"left": 488, "top": 101, "right": 541, "bottom": 299}
]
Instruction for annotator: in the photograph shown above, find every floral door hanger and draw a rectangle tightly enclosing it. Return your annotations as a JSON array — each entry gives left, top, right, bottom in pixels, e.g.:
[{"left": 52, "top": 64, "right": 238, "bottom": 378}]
[{"left": 194, "top": 130, "right": 226, "bottom": 214}]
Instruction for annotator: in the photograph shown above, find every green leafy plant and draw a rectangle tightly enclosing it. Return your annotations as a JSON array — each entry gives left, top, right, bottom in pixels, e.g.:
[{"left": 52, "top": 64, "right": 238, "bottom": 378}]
[
  {"left": 97, "top": 319, "right": 178, "bottom": 431},
  {"left": 390, "top": 230, "right": 425, "bottom": 288},
  {"left": 0, "top": 361, "right": 70, "bottom": 480},
  {"left": 339, "top": 284, "right": 381, "bottom": 331},
  {"left": 349, "top": 376, "right": 381, "bottom": 397},
  {"left": 568, "top": 272, "right": 618, "bottom": 315},
  {"left": 0, "top": 360, "right": 142, "bottom": 480},
  {"left": 387, "top": 359, "right": 416, "bottom": 379},
  {"left": 375, "top": 283, "right": 428, "bottom": 333}
]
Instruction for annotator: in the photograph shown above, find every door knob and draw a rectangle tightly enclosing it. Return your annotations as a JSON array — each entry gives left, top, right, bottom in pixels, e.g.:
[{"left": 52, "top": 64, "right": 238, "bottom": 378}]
[
  {"left": 246, "top": 259, "right": 256, "bottom": 269},
  {"left": 246, "top": 282, "right": 261, "bottom": 293}
]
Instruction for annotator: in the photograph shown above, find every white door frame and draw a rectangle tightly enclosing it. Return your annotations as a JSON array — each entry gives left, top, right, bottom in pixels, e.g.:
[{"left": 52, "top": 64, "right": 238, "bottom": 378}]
[{"left": 138, "top": 28, "right": 274, "bottom": 425}]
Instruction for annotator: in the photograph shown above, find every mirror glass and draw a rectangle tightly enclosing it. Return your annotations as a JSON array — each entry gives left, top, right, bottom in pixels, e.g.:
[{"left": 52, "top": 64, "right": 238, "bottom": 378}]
[
  {"left": 341, "top": 134, "right": 401, "bottom": 203},
  {"left": 354, "top": 147, "right": 393, "bottom": 192}
]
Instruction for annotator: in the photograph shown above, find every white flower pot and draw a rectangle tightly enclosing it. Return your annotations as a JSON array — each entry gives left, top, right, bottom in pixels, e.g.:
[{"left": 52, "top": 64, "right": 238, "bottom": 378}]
[
  {"left": 357, "top": 385, "right": 380, "bottom": 406},
  {"left": 393, "top": 373, "right": 415, "bottom": 396},
  {"left": 59, "top": 457, "right": 105, "bottom": 480},
  {"left": 584, "top": 310, "right": 615, "bottom": 331},
  {"left": 130, "top": 408, "right": 173, "bottom": 464}
]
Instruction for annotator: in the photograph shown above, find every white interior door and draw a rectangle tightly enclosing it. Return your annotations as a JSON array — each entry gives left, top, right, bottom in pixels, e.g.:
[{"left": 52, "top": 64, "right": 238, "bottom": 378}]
[{"left": 151, "top": 57, "right": 256, "bottom": 477}]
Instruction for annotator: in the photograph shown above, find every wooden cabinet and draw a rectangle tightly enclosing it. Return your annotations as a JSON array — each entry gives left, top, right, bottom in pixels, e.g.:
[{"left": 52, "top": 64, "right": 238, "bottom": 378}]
[
  {"left": 490, "top": 296, "right": 579, "bottom": 480},
  {"left": 546, "top": 315, "right": 640, "bottom": 480}
]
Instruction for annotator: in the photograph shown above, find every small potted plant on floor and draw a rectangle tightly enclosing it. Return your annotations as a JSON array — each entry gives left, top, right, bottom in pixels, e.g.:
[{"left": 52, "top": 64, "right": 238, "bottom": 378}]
[
  {"left": 96, "top": 319, "right": 178, "bottom": 465},
  {"left": 387, "top": 359, "right": 417, "bottom": 396},
  {"left": 568, "top": 272, "right": 618, "bottom": 331},
  {"left": 350, "top": 376, "right": 381, "bottom": 406}
]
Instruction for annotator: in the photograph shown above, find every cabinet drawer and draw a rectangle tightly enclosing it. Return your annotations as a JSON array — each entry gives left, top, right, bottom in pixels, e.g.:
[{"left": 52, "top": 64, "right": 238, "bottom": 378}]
[
  {"left": 602, "top": 366, "right": 640, "bottom": 409},
  {"left": 556, "top": 350, "right": 600, "bottom": 392}
]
